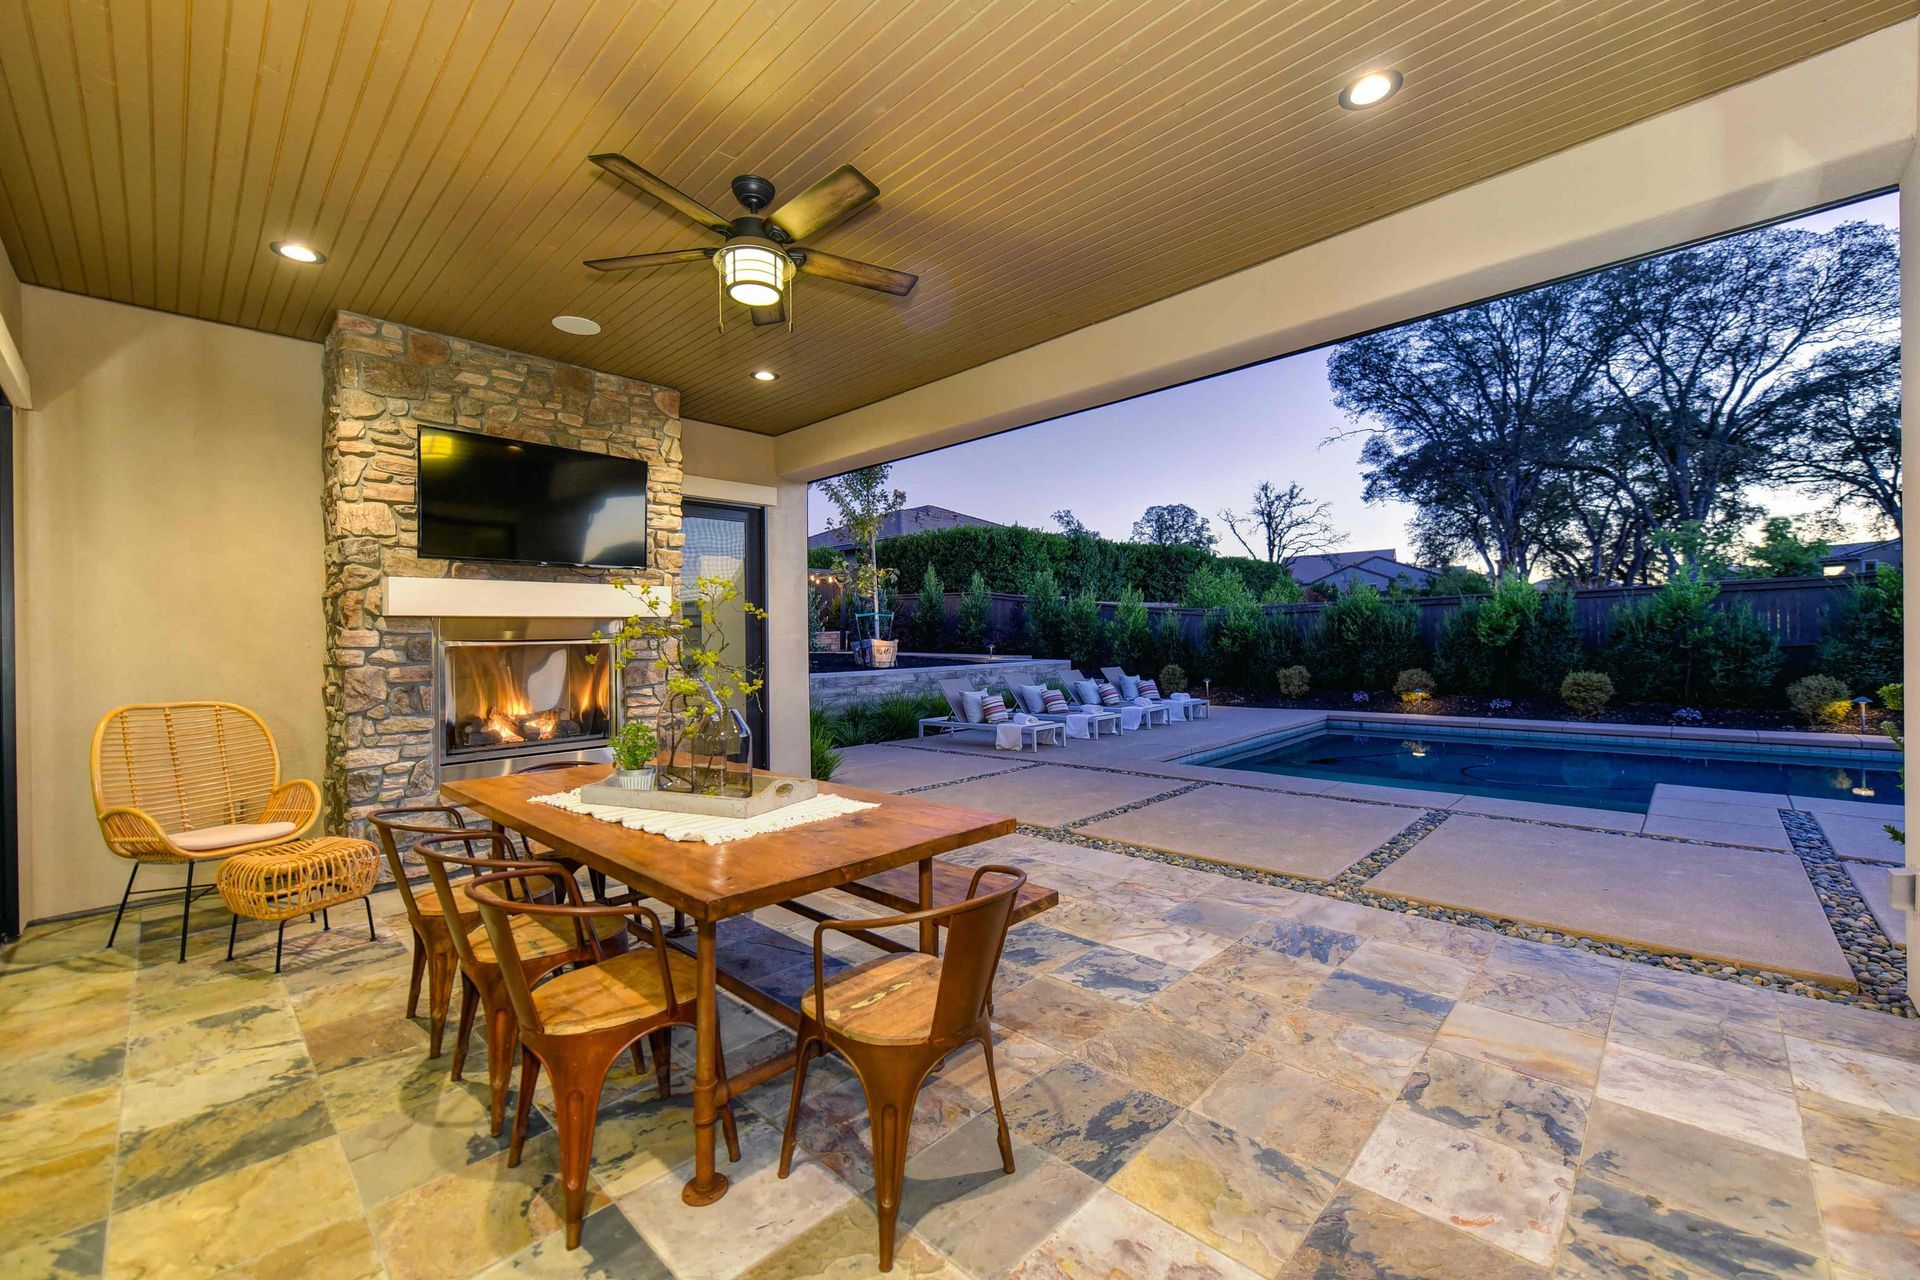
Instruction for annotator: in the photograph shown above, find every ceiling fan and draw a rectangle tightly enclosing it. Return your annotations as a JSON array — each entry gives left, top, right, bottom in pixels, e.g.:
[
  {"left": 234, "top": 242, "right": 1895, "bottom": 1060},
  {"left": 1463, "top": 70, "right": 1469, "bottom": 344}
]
[{"left": 583, "top": 154, "right": 917, "bottom": 329}]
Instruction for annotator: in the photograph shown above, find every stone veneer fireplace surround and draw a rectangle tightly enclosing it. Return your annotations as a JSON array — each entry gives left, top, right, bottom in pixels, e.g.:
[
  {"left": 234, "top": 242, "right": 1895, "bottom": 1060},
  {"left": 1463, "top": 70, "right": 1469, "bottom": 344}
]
[{"left": 321, "top": 312, "right": 683, "bottom": 838}]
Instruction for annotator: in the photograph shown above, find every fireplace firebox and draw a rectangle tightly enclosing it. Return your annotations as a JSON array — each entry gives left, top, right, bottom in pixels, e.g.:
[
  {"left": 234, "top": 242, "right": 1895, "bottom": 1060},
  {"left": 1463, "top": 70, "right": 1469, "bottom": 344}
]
[{"left": 434, "top": 619, "right": 620, "bottom": 779}]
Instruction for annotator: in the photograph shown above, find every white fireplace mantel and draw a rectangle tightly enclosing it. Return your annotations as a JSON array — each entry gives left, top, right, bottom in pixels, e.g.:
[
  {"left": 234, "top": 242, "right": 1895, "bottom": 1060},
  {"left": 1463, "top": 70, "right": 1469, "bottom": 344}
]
[{"left": 382, "top": 576, "right": 669, "bottom": 619}]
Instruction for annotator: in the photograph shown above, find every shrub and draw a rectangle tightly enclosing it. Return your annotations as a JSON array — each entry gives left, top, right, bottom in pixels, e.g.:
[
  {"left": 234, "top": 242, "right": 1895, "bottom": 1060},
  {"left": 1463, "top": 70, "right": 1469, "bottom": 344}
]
[
  {"left": 1818, "top": 569, "right": 1902, "bottom": 694},
  {"left": 1022, "top": 569, "right": 1066, "bottom": 657},
  {"left": 954, "top": 571, "right": 992, "bottom": 652},
  {"left": 1602, "top": 566, "right": 1781, "bottom": 706},
  {"left": 1147, "top": 611, "right": 1193, "bottom": 678},
  {"left": 1434, "top": 578, "right": 1580, "bottom": 696},
  {"left": 1787, "top": 675, "right": 1852, "bottom": 727},
  {"left": 808, "top": 710, "right": 842, "bottom": 780},
  {"left": 1260, "top": 576, "right": 1306, "bottom": 604},
  {"left": 1157, "top": 663, "right": 1189, "bottom": 693},
  {"left": 876, "top": 522, "right": 1296, "bottom": 602},
  {"left": 1109, "top": 588, "right": 1151, "bottom": 671},
  {"left": 1393, "top": 668, "right": 1434, "bottom": 696},
  {"left": 1060, "top": 590, "right": 1107, "bottom": 667},
  {"left": 905, "top": 562, "right": 945, "bottom": 650},
  {"left": 1879, "top": 682, "right": 1903, "bottom": 712},
  {"left": 1203, "top": 599, "right": 1266, "bottom": 687},
  {"left": 1560, "top": 671, "right": 1615, "bottom": 717},
  {"left": 1305, "top": 586, "right": 1427, "bottom": 691},
  {"left": 1275, "top": 666, "right": 1311, "bottom": 699},
  {"left": 1183, "top": 563, "right": 1254, "bottom": 608},
  {"left": 807, "top": 546, "right": 843, "bottom": 570}
]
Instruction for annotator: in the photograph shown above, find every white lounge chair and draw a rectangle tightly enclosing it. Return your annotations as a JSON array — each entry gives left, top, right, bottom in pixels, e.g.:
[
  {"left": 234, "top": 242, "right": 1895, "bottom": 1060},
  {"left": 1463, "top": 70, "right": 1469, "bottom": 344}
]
[
  {"left": 1009, "top": 683, "right": 1123, "bottom": 738},
  {"left": 1064, "top": 671, "right": 1169, "bottom": 729},
  {"left": 1103, "top": 667, "right": 1211, "bottom": 720},
  {"left": 920, "top": 678, "right": 1065, "bottom": 751}
]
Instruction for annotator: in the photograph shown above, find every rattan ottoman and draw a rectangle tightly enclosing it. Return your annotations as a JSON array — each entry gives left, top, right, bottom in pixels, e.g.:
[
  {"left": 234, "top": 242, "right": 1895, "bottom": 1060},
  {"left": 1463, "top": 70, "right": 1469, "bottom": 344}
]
[{"left": 217, "top": 836, "right": 381, "bottom": 971}]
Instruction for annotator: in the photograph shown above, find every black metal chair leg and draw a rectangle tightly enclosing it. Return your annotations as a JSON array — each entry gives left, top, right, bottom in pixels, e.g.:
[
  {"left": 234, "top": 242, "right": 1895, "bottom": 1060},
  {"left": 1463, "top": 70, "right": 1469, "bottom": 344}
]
[
  {"left": 274, "top": 919, "right": 287, "bottom": 973},
  {"left": 106, "top": 864, "right": 138, "bottom": 948},
  {"left": 177, "top": 863, "right": 195, "bottom": 963},
  {"left": 226, "top": 913, "right": 240, "bottom": 961},
  {"left": 363, "top": 896, "right": 376, "bottom": 940},
  {"left": 322, "top": 906, "right": 331, "bottom": 932}
]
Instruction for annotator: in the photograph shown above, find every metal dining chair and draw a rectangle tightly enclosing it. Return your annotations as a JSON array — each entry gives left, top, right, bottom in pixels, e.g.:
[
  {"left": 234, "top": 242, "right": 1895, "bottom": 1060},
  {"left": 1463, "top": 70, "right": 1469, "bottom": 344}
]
[
  {"left": 777, "top": 865, "right": 1028, "bottom": 1271},
  {"left": 467, "top": 868, "right": 742, "bottom": 1249}
]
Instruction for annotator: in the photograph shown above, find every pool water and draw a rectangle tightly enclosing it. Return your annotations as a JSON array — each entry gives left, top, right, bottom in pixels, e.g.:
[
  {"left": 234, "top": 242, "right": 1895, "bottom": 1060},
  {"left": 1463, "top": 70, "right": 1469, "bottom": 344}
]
[{"left": 1205, "top": 726, "right": 1901, "bottom": 813}]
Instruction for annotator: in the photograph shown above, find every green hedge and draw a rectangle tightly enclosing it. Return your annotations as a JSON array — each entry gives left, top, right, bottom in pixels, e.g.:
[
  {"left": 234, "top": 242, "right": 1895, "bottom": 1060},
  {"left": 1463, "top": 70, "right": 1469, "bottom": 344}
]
[{"left": 875, "top": 524, "right": 1297, "bottom": 602}]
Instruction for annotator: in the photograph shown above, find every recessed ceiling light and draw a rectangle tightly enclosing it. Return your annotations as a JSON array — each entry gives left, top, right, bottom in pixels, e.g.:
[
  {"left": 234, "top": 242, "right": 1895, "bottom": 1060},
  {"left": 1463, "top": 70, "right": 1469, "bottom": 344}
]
[
  {"left": 269, "top": 240, "right": 325, "bottom": 264},
  {"left": 551, "top": 315, "right": 601, "bottom": 335},
  {"left": 1339, "top": 70, "right": 1402, "bottom": 110},
  {"left": 751, "top": 369, "right": 778, "bottom": 382}
]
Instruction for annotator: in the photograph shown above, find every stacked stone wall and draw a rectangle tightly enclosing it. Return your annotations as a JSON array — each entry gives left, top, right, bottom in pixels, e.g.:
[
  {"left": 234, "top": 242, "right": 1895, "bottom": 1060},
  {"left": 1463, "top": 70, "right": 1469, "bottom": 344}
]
[{"left": 321, "top": 312, "right": 682, "bottom": 835}]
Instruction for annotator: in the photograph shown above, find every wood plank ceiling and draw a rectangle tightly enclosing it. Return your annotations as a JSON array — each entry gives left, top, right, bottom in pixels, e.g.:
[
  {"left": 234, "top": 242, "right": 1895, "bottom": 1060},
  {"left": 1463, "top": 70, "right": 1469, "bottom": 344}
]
[{"left": 0, "top": 0, "right": 1911, "bottom": 434}]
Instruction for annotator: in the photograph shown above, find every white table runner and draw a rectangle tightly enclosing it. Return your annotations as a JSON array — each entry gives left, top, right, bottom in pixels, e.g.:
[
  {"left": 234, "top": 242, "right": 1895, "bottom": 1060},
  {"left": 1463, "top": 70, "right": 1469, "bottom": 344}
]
[{"left": 531, "top": 787, "right": 878, "bottom": 845}]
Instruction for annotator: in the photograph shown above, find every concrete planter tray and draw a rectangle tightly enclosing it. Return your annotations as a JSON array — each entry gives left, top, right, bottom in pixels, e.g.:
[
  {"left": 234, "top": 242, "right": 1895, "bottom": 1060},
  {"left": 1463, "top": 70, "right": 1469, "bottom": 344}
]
[{"left": 577, "top": 774, "right": 818, "bottom": 819}]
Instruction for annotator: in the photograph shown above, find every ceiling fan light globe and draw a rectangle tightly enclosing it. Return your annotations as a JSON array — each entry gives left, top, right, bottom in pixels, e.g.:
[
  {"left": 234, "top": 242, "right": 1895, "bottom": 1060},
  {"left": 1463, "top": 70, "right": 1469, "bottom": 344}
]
[{"left": 718, "top": 241, "right": 789, "bottom": 308}]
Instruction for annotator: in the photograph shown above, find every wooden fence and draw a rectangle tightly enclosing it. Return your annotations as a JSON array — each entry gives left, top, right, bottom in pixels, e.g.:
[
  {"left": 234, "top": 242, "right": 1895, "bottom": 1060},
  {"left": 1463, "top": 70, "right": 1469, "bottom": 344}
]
[{"left": 887, "top": 574, "right": 1860, "bottom": 666}]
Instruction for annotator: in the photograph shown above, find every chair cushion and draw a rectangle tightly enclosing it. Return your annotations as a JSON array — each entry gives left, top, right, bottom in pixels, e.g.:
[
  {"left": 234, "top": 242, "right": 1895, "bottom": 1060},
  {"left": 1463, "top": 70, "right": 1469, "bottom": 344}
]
[
  {"left": 1136, "top": 678, "right": 1160, "bottom": 700},
  {"left": 1041, "top": 688, "right": 1070, "bottom": 714},
  {"left": 1116, "top": 674, "right": 1139, "bottom": 700},
  {"left": 1095, "top": 681, "right": 1123, "bottom": 706},
  {"left": 1072, "top": 679, "right": 1101, "bottom": 707},
  {"left": 532, "top": 947, "right": 700, "bottom": 1035},
  {"left": 169, "top": 821, "right": 298, "bottom": 853},
  {"left": 979, "top": 693, "right": 1010, "bottom": 724},
  {"left": 806, "top": 952, "right": 945, "bottom": 1045},
  {"left": 960, "top": 690, "right": 986, "bottom": 723},
  {"left": 1014, "top": 684, "right": 1048, "bottom": 714}
]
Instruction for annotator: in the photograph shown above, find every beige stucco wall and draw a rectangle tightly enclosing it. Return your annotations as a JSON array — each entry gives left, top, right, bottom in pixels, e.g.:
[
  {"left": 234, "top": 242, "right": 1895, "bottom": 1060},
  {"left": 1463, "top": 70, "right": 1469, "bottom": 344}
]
[
  {"left": 776, "top": 19, "right": 1920, "bottom": 482},
  {"left": 15, "top": 287, "right": 325, "bottom": 921},
  {"left": 0, "top": 236, "right": 28, "bottom": 407}
]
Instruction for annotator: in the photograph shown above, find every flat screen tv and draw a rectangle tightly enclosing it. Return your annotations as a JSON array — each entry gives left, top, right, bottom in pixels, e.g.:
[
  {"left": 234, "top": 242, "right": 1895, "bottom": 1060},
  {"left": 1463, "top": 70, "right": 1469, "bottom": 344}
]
[{"left": 416, "top": 426, "right": 650, "bottom": 568}]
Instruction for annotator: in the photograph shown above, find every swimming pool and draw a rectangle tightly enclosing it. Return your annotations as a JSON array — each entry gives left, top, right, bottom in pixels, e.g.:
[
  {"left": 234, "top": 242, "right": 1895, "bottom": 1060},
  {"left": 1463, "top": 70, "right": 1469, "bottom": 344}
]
[{"left": 1186, "top": 720, "right": 1902, "bottom": 813}]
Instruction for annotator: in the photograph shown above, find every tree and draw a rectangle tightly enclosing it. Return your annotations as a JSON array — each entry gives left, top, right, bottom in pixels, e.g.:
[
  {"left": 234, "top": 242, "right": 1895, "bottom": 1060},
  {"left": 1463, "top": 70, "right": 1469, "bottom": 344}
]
[
  {"left": 1130, "top": 503, "right": 1215, "bottom": 551},
  {"left": 1748, "top": 517, "right": 1831, "bottom": 578},
  {"left": 907, "top": 561, "right": 946, "bottom": 648},
  {"left": 1022, "top": 569, "right": 1067, "bottom": 658},
  {"left": 815, "top": 466, "right": 906, "bottom": 637},
  {"left": 1582, "top": 220, "right": 1898, "bottom": 569},
  {"left": 1329, "top": 281, "right": 1605, "bottom": 578},
  {"left": 1772, "top": 339, "right": 1901, "bottom": 531},
  {"left": 1052, "top": 509, "right": 1096, "bottom": 538},
  {"left": 1219, "top": 481, "right": 1343, "bottom": 569},
  {"left": 955, "top": 571, "right": 993, "bottom": 651}
]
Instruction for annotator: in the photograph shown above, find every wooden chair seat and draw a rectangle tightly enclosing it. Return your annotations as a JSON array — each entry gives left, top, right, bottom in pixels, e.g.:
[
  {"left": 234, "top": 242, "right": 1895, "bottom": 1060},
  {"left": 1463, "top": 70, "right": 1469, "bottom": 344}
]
[
  {"left": 467, "top": 912, "right": 626, "bottom": 968},
  {"left": 805, "top": 952, "right": 943, "bottom": 1046},
  {"left": 531, "top": 947, "right": 701, "bottom": 1036}
]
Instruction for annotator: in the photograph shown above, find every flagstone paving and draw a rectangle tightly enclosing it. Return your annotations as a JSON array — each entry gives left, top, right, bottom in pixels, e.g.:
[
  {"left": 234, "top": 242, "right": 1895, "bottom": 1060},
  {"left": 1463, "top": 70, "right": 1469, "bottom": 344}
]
[{"left": 2, "top": 724, "right": 1916, "bottom": 1278}]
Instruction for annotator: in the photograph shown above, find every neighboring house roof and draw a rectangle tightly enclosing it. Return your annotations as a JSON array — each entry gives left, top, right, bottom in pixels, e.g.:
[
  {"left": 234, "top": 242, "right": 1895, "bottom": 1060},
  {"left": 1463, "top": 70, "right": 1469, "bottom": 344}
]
[
  {"left": 1820, "top": 538, "right": 1901, "bottom": 572},
  {"left": 809, "top": 504, "right": 1002, "bottom": 551},
  {"left": 1292, "top": 550, "right": 1439, "bottom": 591}
]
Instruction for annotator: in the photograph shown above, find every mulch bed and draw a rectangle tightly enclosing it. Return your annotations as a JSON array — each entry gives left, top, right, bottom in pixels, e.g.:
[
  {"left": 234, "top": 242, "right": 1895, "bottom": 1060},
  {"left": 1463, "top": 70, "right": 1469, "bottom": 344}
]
[{"left": 1211, "top": 689, "right": 1903, "bottom": 738}]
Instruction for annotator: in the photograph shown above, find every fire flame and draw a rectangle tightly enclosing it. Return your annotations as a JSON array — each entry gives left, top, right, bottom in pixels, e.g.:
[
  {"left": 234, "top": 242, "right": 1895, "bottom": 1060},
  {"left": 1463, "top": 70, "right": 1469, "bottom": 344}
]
[
  {"left": 484, "top": 710, "right": 525, "bottom": 742},
  {"left": 520, "top": 710, "right": 561, "bottom": 739}
]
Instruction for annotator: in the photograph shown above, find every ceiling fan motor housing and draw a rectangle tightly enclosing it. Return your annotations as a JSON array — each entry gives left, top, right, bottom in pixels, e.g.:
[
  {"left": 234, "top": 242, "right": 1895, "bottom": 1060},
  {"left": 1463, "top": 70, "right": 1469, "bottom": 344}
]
[{"left": 730, "top": 174, "right": 777, "bottom": 214}]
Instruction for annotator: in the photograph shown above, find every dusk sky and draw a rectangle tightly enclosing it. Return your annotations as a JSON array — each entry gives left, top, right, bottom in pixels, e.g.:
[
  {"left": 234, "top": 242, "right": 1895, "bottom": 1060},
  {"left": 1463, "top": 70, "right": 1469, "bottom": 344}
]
[{"left": 810, "top": 192, "right": 1899, "bottom": 560}]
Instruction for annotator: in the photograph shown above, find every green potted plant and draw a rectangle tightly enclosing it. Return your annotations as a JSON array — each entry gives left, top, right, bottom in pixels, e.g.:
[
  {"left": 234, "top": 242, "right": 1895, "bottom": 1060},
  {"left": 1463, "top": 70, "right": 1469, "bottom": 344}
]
[{"left": 609, "top": 719, "right": 659, "bottom": 790}]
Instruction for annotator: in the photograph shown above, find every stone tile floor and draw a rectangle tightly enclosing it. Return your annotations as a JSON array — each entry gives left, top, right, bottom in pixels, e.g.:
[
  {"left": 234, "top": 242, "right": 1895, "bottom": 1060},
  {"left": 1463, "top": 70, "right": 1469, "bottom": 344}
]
[{"left": 3, "top": 813, "right": 1918, "bottom": 1278}]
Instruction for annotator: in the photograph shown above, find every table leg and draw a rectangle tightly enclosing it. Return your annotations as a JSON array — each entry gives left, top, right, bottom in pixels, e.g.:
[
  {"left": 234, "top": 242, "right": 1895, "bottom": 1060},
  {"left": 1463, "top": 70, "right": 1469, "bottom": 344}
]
[
  {"left": 918, "top": 857, "right": 938, "bottom": 956},
  {"left": 682, "top": 917, "right": 730, "bottom": 1205}
]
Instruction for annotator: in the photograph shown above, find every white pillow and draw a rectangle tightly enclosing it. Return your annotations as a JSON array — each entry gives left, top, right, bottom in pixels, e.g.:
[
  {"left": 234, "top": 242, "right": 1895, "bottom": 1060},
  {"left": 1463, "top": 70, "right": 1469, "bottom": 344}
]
[
  {"left": 1116, "top": 674, "right": 1140, "bottom": 700},
  {"left": 1072, "top": 679, "right": 1101, "bottom": 707},
  {"left": 1015, "top": 684, "right": 1049, "bottom": 714},
  {"left": 960, "top": 689, "right": 986, "bottom": 723}
]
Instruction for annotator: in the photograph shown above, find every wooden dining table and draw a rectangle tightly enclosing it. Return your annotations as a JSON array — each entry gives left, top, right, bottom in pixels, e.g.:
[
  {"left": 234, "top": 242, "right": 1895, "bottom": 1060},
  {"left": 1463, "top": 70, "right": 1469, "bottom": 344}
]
[{"left": 439, "top": 763, "right": 1020, "bottom": 1206}]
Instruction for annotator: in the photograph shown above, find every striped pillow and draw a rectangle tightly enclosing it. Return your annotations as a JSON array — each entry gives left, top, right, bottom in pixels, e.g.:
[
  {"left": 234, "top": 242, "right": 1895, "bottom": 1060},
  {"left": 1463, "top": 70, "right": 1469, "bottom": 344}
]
[
  {"left": 1096, "top": 681, "right": 1122, "bottom": 706},
  {"left": 1041, "top": 688, "right": 1070, "bottom": 713},
  {"left": 980, "top": 693, "right": 1011, "bottom": 723},
  {"left": 1136, "top": 678, "right": 1160, "bottom": 699}
]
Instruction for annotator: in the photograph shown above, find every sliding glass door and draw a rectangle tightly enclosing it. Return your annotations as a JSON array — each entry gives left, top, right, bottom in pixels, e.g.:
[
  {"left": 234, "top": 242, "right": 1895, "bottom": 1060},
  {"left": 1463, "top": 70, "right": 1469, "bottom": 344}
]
[{"left": 679, "top": 501, "right": 767, "bottom": 768}]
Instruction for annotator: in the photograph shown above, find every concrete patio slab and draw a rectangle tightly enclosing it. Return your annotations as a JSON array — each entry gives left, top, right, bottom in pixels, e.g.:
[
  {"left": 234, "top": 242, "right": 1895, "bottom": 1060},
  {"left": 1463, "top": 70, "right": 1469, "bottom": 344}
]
[
  {"left": 830, "top": 744, "right": 1031, "bottom": 792},
  {"left": 914, "top": 765, "right": 1184, "bottom": 828},
  {"left": 1320, "top": 781, "right": 1463, "bottom": 807},
  {"left": 1640, "top": 814, "right": 1791, "bottom": 850},
  {"left": 1845, "top": 862, "right": 1907, "bottom": 948},
  {"left": 1817, "top": 814, "right": 1904, "bottom": 864},
  {"left": 1076, "top": 786, "right": 1423, "bottom": 882},
  {"left": 1367, "top": 816, "right": 1851, "bottom": 984}
]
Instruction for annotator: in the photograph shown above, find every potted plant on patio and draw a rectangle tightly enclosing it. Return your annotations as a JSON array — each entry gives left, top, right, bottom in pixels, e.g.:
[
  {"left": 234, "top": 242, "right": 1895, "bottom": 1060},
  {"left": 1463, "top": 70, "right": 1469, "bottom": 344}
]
[{"left": 609, "top": 719, "right": 659, "bottom": 789}]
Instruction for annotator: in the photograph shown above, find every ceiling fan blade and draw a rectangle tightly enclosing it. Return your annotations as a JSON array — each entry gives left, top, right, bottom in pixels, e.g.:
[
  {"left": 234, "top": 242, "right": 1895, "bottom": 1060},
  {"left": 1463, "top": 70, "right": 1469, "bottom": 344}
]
[
  {"left": 750, "top": 297, "right": 787, "bottom": 327},
  {"left": 582, "top": 247, "right": 715, "bottom": 272},
  {"left": 767, "top": 164, "right": 879, "bottom": 242},
  {"left": 794, "top": 249, "right": 917, "bottom": 296},
  {"left": 589, "top": 154, "right": 733, "bottom": 235}
]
